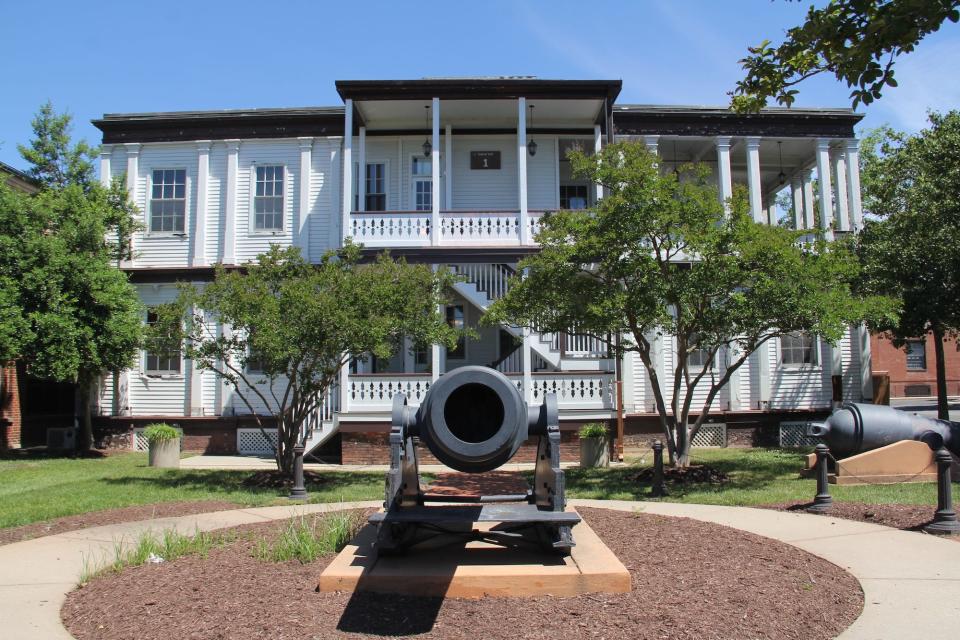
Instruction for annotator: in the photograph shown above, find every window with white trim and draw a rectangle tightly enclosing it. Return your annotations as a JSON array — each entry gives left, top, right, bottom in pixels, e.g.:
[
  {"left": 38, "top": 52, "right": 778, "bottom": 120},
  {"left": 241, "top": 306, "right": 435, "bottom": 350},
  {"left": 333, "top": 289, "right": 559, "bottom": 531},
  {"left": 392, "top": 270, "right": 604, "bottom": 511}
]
[
  {"left": 144, "top": 310, "right": 181, "bottom": 375},
  {"left": 150, "top": 169, "right": 186, "bottom": 233},
  {"left": 412, "top": 157, "right": 432, "bottom": 212},
  {"left": 687, "top": 339, "right": 712, "bottom": 369},
  {"left": 781, "top": 332, "right": 817, "bottom": 366},
  {"left": 254, "top": 165, "right": 284, "bottom": 231}
]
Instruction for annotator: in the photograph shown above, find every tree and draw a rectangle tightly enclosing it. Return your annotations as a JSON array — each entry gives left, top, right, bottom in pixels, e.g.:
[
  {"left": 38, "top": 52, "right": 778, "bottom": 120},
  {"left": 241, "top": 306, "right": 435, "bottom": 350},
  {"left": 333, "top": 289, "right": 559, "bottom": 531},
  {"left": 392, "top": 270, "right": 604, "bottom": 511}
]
[
  {"left": 17, "top": 101, "right": 97, "bottom": 190},
  {"left": 485, "top": 142, "right": 892, "bottom": 466},
  {"left": 154, "top": 243, "right": 458, "bottom": 475},
  {"left": 731, "top": 0, "right": 960, "bottom": 112},
  {"left": 0, "top": 180, "right": 144, "bottom": 450},
  {"left": 858, "top": 112, "right": 960, "bottom": 419}
]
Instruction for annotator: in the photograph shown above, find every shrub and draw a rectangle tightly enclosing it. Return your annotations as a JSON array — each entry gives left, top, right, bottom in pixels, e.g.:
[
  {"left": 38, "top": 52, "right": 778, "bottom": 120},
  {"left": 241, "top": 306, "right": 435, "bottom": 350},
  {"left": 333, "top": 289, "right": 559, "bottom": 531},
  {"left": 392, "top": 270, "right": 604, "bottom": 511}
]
[
  {"left": 143, "top": 423, "right": 180, "bottom": 444},
  {"left": 579, "top": 422, "right": 608, "bottom": 439}
]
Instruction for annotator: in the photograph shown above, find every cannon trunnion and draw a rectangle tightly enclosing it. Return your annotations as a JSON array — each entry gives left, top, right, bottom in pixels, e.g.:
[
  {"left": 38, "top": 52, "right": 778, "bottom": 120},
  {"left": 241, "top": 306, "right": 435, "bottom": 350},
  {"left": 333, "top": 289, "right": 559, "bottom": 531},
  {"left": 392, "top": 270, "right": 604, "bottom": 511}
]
[{"left": 371, "top": 366, "right": 579, "bottom": 555}]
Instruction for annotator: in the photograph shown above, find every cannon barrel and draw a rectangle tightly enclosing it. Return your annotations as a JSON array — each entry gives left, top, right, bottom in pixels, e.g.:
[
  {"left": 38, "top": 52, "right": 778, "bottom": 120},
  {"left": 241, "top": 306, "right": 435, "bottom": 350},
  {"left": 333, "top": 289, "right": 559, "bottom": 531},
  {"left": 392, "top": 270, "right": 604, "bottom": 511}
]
[
  {"left": 403, "top": 366, "right": 555, "bottom": 473},
  {"left": 807, "top": 403, "right": 960, "bottom": 458}
]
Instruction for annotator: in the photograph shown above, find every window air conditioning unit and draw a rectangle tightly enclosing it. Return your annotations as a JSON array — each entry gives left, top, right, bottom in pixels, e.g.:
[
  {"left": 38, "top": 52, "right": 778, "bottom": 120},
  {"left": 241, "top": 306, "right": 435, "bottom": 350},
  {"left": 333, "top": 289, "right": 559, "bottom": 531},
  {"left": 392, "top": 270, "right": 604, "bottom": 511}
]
[{"left": 47, "top": 427, "right": 77, "bottom": 450}]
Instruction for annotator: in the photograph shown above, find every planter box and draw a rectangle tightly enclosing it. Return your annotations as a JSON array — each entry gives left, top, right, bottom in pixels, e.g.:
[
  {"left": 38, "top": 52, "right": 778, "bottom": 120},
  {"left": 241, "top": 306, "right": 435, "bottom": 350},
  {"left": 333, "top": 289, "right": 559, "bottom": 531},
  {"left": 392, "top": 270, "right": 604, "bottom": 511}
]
[
  {"left": 148, "top": 438, "right": 181, "bottom": 469},
  {"left": 580, "top": 437, "right": 609, "bottom": 468}
]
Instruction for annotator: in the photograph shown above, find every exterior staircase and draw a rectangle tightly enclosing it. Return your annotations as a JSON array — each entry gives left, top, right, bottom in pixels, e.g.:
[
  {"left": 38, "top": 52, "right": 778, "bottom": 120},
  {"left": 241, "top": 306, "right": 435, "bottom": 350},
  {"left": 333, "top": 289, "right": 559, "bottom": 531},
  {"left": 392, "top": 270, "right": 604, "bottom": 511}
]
[{"left": 302, "top": 383, "right": 339, "bottom": 457}]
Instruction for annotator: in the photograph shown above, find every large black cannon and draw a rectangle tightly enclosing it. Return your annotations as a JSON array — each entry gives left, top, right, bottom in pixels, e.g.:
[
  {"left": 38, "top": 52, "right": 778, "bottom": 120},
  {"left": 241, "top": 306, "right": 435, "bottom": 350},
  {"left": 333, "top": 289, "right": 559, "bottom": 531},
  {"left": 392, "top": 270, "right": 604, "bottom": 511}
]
[
  {"left": 369, "top": 366, "right": 579, "bottom": 555},
  {"left": 807, "top": 403, "right": 960, "bottom": 458}
]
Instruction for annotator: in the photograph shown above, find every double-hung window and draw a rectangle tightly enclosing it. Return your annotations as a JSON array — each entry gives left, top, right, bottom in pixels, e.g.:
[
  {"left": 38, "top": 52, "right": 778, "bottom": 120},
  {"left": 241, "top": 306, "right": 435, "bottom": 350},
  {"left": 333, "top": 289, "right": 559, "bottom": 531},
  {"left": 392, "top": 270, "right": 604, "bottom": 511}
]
[
  {"left": 411, "top": 157, "right": 432, "bottom": 212},
  {"left": 144, "top": 310, "right": 181, "bottom": 375},
  {"left": 366, "top": 163, "right": 386, "bottom": 211},
  {"left": 781, "top": 332, "right": 816, "bottom": 367},
  {"left": 559, "top": 185, "right": 588, "bottom": 210},
  {"left": 906, "top": 340, "right": 926, "bottom": 370},
  {"left": 254, "top": 165, "right": 284, "bottom": 231},
  {"left": 150, "top": 169, "right": 186, "bottom": 233}
]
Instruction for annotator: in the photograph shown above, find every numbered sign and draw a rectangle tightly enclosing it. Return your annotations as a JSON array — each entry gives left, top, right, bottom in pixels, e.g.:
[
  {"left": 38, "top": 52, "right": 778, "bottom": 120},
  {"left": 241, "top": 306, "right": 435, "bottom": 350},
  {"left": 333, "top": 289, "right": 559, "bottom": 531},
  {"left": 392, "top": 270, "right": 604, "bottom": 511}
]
[{"left": 470, "top": 151, "right": 501, "bottom": 170}]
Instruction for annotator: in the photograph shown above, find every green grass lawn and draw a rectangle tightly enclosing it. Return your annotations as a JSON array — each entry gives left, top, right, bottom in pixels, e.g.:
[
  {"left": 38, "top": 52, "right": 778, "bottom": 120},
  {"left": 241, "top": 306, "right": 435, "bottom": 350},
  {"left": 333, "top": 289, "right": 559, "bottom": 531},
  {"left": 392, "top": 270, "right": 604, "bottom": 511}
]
[
  {"left": 562, "top": 447, "right": 948, "bottom": 506},
  {"left": 0, "top": 453, "right": 385, "bottom": 529},
  {"left": 1, "top": 448, "right": 950, "bottom": 531}
]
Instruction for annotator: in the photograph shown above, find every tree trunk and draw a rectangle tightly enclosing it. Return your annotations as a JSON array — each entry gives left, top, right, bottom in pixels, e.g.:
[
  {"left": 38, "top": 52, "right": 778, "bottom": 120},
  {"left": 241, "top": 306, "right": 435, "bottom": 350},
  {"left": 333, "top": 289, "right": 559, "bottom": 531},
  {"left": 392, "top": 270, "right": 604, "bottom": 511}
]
[
  {"left": 78, "top": 374, "right": 94, "bottom": 452},
  {"left": 933, "top": 326, "right": 950, "bottom": 420},
  {"left": 675, "top": 417, "right": 691, "bottom": 467}
]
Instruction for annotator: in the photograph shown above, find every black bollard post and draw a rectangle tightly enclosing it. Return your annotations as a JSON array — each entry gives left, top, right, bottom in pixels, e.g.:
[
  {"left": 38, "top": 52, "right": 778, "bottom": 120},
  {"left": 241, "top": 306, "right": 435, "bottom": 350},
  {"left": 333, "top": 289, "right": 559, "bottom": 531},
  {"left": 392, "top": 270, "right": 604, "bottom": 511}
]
[
  {"left": 807, "top": 443, "right": 833, "bottom": 513},
  {"left": 288, "top": 444, "right": 309, "bottom": 501},
  {"left": 650, "top": 440, "right": 667, "bottom": 497},
  {"left": 923, "top": 448, "right": 960, "bottom": 536}
]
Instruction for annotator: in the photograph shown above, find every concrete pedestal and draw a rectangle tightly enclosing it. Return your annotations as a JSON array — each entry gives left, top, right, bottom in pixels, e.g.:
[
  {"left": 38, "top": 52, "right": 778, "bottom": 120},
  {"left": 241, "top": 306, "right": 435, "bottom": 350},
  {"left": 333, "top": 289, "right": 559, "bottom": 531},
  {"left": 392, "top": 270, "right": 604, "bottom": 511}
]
[{"left": 318, "top": 510, "right": 630, "bottom": 598}]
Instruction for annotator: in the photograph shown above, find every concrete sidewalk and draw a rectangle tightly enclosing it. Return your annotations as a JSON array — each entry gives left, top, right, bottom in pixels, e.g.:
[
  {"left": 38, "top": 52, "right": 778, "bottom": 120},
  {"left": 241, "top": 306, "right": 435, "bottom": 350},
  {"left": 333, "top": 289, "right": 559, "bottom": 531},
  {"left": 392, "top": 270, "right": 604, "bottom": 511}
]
[{"left": 1, "top": 500, "right": 958, "bottom": 639}]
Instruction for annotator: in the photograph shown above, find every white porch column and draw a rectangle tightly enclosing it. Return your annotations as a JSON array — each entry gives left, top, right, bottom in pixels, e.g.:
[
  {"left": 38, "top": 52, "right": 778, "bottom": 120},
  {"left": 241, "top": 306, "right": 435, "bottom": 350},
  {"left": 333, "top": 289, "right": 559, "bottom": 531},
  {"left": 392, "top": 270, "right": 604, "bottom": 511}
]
[
  {"left": 744, "top": 137, "right": 763, "bottom": 222},
  {"left": 522, "top": 328, "right": 533, "bottom": 403},
  {"left": 832, "top": 148, "right": 851, "bottom": 232},
  {"left": 357, "top": 127, "right": 366, "bottom": 212},
  {"left": 431, "top": 97, "right": 441, "bottom": 246},
  {"left": 341, "top": 99, "right": 353, "bottom": 246},
  {"left": 338, "top": 358, "right": 350, "bottom": 413},
  {"left": 815, "top": 138, "right": 835, "bottom": 240},
  {"left": 223, "top": 140, "right": 240, "bottom": 264},
  {"left": 297, "top": 137, "right": 313, "bottom": 258},
  {"left": 715, "top": 137, "right": 733, "bottom": 212},
  {"left": 217, "top": 322, "right": 233, "bottom": 416},
  {"left": 802, "top": 169, "right": 816, "bottom": 230},
  {"left": 791, "top": 178, "right": 804, "bottom": 229},
  {"left": 858, "top": 324, "right": 873, "bottom": 401},
  {"left": 99, "top": 145, "right": 112, "bottom": 186},
  {"left": 193, "top": 141, "right": 210, "bottom": 267},
  {"left": 123, "top": 143, "right": 140, "bottom": 268},
  {"left": 727, "top": 344, "right": 743, "bottom": 411},
  {"left": 444, "top": 124, "right": 453, "bottom": 210},
  {"left": 593, "top": 124, "right": 603, "bottom": 203},
  {"left": 518, "top": 97, "right": 529, "bottom": 245},
  {"left": 187, "top": 300, "right": 204, "bottom": 416},
  {"left": 845, "top": 139, "right": 864, "bottom": 231},
  {"left": 756, "top": 342, "right": 771, "bottom": 409}
]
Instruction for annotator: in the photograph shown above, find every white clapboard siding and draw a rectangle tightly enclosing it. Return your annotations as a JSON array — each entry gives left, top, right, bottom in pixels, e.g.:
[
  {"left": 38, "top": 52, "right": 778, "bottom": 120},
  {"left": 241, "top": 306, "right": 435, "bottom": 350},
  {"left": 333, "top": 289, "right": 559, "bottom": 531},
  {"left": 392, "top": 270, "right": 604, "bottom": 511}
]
[
  {"left": 737, "top": 351, "right": 753, "bottom": 410},
  {"left": 841, "top": 326, "right": 863, "bottom": 402},
  {"left": 127, "top": 284, "right": 187, "bottom": 415},
  {"left": 135, "top": 144, "right": 197, "bottom": 267},
  {"left": 768, "top": 336, "right": 833, "bottom": 410},
  {"left": 235, "top": 141, "right": 299, "bottom": 263},
  {"left": 361, "top": 139, "right": 401, "bottom": 211},
  {"left": 97, "top": 371, "right": 115, "bottom": 414},
  {"left": 206, "top": 143, "right": 226, "bottom": 262},
  {"left": 452, "top": 137, "right": 519, "bottom": 211},
  {"left": 309, "top": 138, "right": 338, "bottom": 257},
  {"left": 527, "top": 136, "right": 558, "bottom": 210}
]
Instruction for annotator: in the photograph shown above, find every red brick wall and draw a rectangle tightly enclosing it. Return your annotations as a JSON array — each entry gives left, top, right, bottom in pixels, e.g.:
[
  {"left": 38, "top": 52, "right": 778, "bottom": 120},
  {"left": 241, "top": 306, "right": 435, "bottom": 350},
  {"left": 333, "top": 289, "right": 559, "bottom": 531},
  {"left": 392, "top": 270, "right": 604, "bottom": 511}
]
[
  {"left": 0, "top": 364, "right": 22, "bottom": 449},
  {"left": 871, "top": 332, "right": 960, "bottom": 399}
]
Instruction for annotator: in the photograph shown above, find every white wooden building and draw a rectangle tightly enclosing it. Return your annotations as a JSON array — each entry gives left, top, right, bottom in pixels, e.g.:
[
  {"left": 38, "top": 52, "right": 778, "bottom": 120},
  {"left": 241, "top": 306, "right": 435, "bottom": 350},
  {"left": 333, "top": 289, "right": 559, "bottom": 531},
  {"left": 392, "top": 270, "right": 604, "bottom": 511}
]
[{"left": 91, "top": 78, "right": 870, "bottom": 460}]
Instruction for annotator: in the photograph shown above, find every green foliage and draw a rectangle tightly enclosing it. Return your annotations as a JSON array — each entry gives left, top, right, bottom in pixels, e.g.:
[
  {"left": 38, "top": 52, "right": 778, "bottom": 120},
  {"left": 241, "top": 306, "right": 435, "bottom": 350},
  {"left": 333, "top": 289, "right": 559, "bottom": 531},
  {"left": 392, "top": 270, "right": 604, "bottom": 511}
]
[
  {"left": 486, "top": 141, "right": 893, "bottom": 466},
  {"left": 151, "top": 243, "right": 458, "bottom": 474},
  {"left": 253, "top": 510, "right": 364, "bottom": 564},
  {"left": 857, "top": 112, "right": 960, "bottom": 418},
  {"left": 731, "top": 0, "right": 960, "bottom": 111},
  {"left": 17, "top": 101, "right": 97, "bottom": 190},
  {"left": 143, "top": 423, "right": 180, "bottom": 444},
  {"left": 578, "top": 422, "right": 609, "bottom": 439}
]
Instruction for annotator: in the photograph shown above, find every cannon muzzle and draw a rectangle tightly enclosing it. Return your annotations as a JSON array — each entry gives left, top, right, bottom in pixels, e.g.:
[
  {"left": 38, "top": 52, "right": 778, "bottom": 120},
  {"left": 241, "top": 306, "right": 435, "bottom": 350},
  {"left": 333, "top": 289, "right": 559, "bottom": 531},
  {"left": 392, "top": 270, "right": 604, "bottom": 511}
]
[{"left": 810, "top": 403, "right": 960, "bottom": 458}]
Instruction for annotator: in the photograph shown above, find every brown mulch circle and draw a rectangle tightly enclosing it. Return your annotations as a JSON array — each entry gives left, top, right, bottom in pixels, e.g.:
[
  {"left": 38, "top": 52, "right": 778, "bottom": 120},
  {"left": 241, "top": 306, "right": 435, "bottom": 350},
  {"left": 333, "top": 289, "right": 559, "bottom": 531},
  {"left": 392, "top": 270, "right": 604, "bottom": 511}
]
[
  {"left": 760, "top": 500, "right": 960, "bottom": 540},
  {"left": 630, "top": 463, "right": 730, "bottom": 485},
  {"left": 62, "top": 506, "right": 862, "bottom": 640},
  {"left": 0, "top": 501, "right": 239, "bottom": 547}
]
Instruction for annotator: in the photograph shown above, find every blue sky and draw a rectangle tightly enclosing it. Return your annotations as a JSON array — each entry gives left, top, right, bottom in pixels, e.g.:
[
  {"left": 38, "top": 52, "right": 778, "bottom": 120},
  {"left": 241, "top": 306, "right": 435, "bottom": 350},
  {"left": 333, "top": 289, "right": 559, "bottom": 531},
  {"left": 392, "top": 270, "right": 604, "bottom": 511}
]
[{"left": 2, "top": 0, "right": 958, "bottom": 169}]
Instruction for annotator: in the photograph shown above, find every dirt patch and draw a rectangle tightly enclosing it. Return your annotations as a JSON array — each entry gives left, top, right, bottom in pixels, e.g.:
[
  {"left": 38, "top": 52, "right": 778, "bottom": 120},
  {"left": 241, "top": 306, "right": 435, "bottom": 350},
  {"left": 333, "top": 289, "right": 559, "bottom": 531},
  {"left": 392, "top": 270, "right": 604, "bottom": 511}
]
[
  {"left": 760, "top": 500, "right": 959, "bottom": 540},
  {"left": 630, "top": 463, "right": 730, "bottom": 485},
  {"left": 63, "top": 506, "right": 862, "bottom": 640},
  {"left": 0, "top": 501, "right": 239, "bottom": 546}
]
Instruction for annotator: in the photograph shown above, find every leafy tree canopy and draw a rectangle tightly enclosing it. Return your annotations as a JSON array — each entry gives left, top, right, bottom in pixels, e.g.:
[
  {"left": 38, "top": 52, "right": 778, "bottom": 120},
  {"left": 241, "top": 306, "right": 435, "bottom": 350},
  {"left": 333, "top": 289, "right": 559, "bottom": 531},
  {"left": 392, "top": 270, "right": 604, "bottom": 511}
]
[
  {"left": 17, "top": 101, "right": 97, "bottom": 190},
  {"left": 858, "top": 111, "right": 960, "bottom": 418},
  {"left": 732, "top": 0, "right": 960, "bottom": 111},
  {"left": 486, "top": 142, "right": 894, "bottom": 465},
  {"left": 154, "top": 243, "right": 459, "bottom": 474}
]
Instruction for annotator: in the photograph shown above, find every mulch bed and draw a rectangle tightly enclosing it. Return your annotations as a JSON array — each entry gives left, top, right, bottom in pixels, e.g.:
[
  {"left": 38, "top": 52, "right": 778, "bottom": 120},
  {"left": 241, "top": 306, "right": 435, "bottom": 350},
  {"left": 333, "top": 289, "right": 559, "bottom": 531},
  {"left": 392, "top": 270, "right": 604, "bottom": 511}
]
[
  {"left": 759, "top": 500, "right": 960, "bottom": 540},
  {"left": 0, "top": 501, "right": 239, "bottom": 547},
  {"left": 63, "top": 507, "right": 862, "bottom": 640}
]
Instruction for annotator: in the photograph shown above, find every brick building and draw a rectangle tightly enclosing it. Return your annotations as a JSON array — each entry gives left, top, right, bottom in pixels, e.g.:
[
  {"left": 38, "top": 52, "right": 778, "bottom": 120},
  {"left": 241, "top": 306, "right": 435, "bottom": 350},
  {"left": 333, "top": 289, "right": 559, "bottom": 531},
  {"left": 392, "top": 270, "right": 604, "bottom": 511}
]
[{"left": 871, "top": 333, "right": 960, "bottom": 400}]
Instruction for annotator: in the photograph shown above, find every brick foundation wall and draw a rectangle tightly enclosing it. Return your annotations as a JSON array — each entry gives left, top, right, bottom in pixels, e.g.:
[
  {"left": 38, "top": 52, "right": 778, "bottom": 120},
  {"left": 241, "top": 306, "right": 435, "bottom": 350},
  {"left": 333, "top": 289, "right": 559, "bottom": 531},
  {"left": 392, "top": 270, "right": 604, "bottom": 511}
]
[
  {"left": 93, "top": 416, "right": 248, "bottom": 455},
  {"left": 1, "top": 364, "right": 22, "bottom": 449}
]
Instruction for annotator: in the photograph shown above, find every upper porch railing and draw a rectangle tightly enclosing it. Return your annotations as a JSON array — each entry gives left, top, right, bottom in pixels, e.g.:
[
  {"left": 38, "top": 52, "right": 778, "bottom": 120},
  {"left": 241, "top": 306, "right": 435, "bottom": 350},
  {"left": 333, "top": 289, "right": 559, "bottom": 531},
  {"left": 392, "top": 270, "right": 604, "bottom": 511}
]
[{"left": 350, "top": 210, "right": 547, "bottom": 247}]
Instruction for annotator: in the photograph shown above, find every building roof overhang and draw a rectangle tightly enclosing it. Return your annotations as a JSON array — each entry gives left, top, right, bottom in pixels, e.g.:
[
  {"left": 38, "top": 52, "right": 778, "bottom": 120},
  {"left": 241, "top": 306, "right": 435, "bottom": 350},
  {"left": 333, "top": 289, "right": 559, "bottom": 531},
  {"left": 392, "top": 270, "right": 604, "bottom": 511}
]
[{"left": 335, "top": 78, "right": 622, "bottom": 103}]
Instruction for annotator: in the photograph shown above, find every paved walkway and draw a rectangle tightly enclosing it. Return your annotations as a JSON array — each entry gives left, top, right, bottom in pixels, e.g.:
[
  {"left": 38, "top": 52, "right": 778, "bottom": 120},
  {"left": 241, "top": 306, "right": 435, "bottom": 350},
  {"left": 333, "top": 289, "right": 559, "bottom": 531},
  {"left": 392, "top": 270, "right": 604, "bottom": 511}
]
[{"left": 2, "top": 500, "right": 959, "bottom": 639}]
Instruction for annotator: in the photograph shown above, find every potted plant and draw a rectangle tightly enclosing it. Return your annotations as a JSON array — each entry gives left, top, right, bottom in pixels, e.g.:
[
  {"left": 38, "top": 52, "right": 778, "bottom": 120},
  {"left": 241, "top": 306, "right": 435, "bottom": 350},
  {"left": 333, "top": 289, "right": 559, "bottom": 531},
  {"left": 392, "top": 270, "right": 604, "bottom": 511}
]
[
  {"left": 579, "top": 422, "right": 610, "bottom": 468},
  {"left": 144, "top": 423, "right": 181, "bottom": 468}
]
